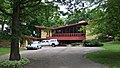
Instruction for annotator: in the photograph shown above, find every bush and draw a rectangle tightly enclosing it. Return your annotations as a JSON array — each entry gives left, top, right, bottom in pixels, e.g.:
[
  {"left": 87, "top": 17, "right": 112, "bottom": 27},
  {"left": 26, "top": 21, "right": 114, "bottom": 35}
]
[
  {"left": 83, "top": 39, "right": 103, "bottom": 47},
  {"left": 71, "top": 42, "right": 82, "bottom": 46},
  {"left": 0, "top": 57, "right": 30, "bottom": 68}
]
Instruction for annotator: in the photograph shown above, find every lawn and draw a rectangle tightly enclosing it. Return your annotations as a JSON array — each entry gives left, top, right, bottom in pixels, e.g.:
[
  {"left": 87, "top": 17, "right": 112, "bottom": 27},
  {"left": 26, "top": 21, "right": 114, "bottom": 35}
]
[
  {"left": 85, "top": 41, "right": 120, "bottom": 68},
  {"left": 0, "top": 47, "right": 25, "bottom": 56}
]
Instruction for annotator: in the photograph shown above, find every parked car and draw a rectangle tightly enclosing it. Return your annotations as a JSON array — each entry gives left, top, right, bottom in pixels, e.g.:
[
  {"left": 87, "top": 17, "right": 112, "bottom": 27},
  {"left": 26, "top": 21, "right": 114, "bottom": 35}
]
[
  {"left": 26, "top": 41, "right": 42, "bottom": 50},
  {"left": 40, "top": 39, "right": 59, "bottom": 47}
]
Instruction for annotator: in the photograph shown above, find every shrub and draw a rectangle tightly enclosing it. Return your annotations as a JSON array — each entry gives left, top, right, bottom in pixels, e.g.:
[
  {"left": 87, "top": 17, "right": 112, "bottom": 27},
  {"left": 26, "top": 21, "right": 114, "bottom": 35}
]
[
  {"left": 71, "top": 42, "right": 82, "bottom": 46},
  {"left": 83, "top": 39, "right": 103, "bottom": 47},
  {"left": 0, "top": 57, "right": 30, "bottom": 68}
]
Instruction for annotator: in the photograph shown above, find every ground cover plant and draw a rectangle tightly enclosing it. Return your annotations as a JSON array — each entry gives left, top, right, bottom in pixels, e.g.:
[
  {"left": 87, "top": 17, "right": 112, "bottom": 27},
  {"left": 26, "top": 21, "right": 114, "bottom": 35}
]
[
  {"left": 0, "top": 57, "right": 30, "bottom": 68},
  {"left": 0, "top": 48, "right": 28, "bottom": 68}
]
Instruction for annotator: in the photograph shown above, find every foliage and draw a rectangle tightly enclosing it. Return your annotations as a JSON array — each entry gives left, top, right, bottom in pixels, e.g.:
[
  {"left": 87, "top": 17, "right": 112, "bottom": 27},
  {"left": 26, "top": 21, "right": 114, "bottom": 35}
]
[
  {"left": 56, "top": 0, "right": 98, "bottom": 25},
  {"left": 79, "top": 26, "right": 86, "bottom": 32},
  {"left": 58, "top": 0, "right": 97, "bottom": 14},
  {"left": 0, "top": 0, "right": 63, "bottom": 60},
  {"left": 83, "top": 39, "right": 103, "bottom": 47},
  {"left": 97, "top": 34, "right": 114, "bottom": 42},
  {"left": 85, "top": 41, "right": 120, "bottom": 68},
  {"left": 0, "top": 31, "right": 11, "bottom": 40},
  {"left": 65, "top": 9, "right": 91, "bottom": 25},
  {"left": 0, "top": 57, "right": 30, "bottom": 68},
  {"left": 88, "top": 0, "right": 120, "bottom": 39},
  {"left": 71, "top": 42, "right": 82, "bottom": 46}
]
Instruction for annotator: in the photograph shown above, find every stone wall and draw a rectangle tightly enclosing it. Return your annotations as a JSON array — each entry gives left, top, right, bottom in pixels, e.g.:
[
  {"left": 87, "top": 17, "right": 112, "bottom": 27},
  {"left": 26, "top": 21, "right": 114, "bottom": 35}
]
[
  {"left": 0, "top": 40, "right": 11, "bottom": 47},
  {"left": 41, "top": 30, "right": 47, "bottom": 38}
]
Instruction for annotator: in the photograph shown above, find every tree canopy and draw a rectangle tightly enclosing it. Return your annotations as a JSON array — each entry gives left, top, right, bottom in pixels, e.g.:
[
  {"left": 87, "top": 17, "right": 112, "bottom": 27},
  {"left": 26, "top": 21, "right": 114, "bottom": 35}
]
[
  {"left": 88, "top": 0, "right": 120, "bottom": 40},
  {"left": 0, "top": 0, "right": 63, "bottom": 60}
]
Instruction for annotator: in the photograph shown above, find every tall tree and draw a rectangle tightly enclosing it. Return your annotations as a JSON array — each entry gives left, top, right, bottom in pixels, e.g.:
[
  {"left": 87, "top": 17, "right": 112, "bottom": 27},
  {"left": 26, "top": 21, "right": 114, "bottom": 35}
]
[
  {"left": 88, "top": 0, "right": 120, "bottom": 39},
  {"left": 59, "top": 0, "right": 96, "bottom": 25},
  {"left": 23, "top": 2, "right": 61, "bottom": 37},
  {"left": 0, "top": 0, "right": 49, "bottom": 60},
  {"left": 65, "top": 9, "right": 92, "bottom": 25},
  {"left": 0, "top": 0, "right": 64, "bottom": 60}
]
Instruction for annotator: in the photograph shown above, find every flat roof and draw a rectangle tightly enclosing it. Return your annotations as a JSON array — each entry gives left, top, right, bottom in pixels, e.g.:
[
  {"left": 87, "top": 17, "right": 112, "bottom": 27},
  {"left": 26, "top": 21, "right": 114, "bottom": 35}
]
[
  {"left": 51, "top": 21, "right": 87, "bottom": 30},
  {"left": 35, "top": 21, "right": 87, "bottom": 30},
  {"left": 35, "top": 26, "right": 45, "bottom": 29}
]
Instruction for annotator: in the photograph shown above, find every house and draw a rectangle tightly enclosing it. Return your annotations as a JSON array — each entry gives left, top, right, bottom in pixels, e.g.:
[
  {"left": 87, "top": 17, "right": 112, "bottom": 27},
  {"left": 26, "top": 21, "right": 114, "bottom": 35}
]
[{"left": 35, "top": 21, "right": 88, "bottom": 44}]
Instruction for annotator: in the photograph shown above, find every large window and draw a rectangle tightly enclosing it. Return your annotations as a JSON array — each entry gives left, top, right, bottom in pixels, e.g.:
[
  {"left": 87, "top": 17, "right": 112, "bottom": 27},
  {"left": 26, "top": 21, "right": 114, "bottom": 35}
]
[
  {"left": 76, "top": 26, "right": 81, "bottom": 33},
  {"left": 56, "top": 30, "right": 62, "bottom": 33},
  {"left": 73, "top": 26, "right": 77, "bottom": 33},
  {"left": 70, "top": 27, "right": 73, "bottom": 33},
  {"left": 69, "top": 26, "right": 77, "bottom": 33},
  {"left": 55, "top": 25, "right": 83, "bottom": 33},
  {"left": 65, "top": 28, "right": 69, "bottom": 33}
]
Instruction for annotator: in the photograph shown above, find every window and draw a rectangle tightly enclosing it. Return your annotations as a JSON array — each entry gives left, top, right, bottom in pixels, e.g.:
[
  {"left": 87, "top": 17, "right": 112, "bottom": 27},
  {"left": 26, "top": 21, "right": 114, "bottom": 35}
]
[
  {"left": 56, "top": 30, "right": 62, "bottom": 33},
  {"left": 42, "top": 41, "right": 45, "bottom": 43},
  {"left": 50, "top": 40, "right": 55, "bottom": 42},
  {"left": 65, "top": 28, "right": 69, "bottom": 33},
  {"left": 70, "top": 27, "right": 73, "bottom": 33},
  {"left": 76, "top": 26, "right": 81, "bottom": 33},
  {"left": 46, "top": 41, "right": 49, "bottom": 42},
  {"left": 73, "top": 26, "right": 77, "bottom": 33}
]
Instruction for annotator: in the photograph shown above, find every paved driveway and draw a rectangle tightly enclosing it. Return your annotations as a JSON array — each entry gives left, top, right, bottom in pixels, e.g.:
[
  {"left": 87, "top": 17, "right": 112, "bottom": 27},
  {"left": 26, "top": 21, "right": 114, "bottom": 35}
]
[{"left": 0, "top": 47, "right": 108, "bottom": 68}]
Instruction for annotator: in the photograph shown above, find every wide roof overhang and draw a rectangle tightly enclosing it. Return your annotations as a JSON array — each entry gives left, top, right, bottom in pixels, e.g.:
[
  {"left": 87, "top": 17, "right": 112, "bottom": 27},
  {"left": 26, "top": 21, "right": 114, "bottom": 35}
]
[{"left": 35, "top": 21, "right": 88, "bottom": 30}]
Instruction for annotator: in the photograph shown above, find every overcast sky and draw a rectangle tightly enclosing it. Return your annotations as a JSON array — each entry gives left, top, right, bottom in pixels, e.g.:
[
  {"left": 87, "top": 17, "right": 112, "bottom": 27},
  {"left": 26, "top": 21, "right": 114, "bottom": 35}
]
[{"left": 0, "top": 24, "right": 8, "bottom": 30}]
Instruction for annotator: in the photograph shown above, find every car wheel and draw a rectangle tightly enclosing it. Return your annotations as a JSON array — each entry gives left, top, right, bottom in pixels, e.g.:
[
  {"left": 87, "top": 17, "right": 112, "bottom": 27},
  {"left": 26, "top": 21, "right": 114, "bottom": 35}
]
[
  {"left": 40, "top": 47, "right": 42, "bottom": 49},
  {"left": 35, "top": 48, "right": 38, "bottom": 50},
  {"left": 52, "top": 44, "right": 56, "bottom": 47},
  {"left": 27, "top": 48, "right": 29, "bottom": 50}
]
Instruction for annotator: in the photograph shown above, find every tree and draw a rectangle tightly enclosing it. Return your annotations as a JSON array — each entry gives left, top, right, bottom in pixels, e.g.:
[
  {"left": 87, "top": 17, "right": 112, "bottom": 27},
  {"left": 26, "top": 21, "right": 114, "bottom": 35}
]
[
  {"left": 0, "top": 0, "right": 54, "bottom": 61},
  {"left": 23, "top": 3, "right": 62, "bottom": 37},
  {"left": 59, "top": 0, "right": 97, "bottom": 25},
  {"left": 88, "top": 0, "right": 120, "bottom": 40},
  {"left": 0, "top": 0, "right": 65, "bottom": 60},
  {"left": 64, "top": 9, "right": 92, "bottom": 25}
]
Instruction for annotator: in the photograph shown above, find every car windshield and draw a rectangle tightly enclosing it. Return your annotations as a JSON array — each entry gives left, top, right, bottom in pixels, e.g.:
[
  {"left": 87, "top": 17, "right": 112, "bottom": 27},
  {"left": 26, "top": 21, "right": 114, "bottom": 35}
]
[{"left": 50, "top": 40, "right": 55, "bottom": 42}]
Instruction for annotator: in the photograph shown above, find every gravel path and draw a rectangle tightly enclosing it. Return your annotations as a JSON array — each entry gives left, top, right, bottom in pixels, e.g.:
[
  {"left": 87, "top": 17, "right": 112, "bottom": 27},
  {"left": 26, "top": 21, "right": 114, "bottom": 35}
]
[{"left": 0, "top": 47, "right": 108, "bottom": 68}]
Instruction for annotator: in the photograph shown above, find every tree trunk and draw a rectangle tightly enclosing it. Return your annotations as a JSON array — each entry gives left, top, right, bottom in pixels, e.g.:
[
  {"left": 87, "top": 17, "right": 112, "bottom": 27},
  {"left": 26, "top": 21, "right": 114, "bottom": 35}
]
[
  {"left": 10, "top": 0, "right": 21, "bottom": 61},
  {"left": 1, "top": 22, "right": 5, "bottom": 31}
]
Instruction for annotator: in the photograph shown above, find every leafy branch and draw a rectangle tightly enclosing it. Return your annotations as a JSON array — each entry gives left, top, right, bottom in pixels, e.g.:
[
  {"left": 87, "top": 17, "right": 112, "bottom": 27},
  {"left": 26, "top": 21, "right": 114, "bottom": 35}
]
[{"left": 0, "top": 6, "right": 12, "bottom": 16}]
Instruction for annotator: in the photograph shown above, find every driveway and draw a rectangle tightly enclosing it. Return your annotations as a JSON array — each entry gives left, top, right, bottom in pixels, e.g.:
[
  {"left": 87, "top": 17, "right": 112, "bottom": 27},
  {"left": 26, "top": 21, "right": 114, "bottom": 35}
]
[{"left": 0, "top": 47, "right": 108, "bottom": 68}]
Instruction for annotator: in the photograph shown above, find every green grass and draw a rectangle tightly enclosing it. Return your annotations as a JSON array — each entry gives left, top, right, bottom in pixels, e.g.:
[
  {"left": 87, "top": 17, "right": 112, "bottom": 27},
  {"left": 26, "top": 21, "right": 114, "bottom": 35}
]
[
  {"left": 0, "top": 47, "right": 25, "bottom": 56},
  {"left": 0, "top": 48, "right": 10, "bottom": 56},
  {"left": 85, "top": 41, "right": 120, "bottom": 68}
]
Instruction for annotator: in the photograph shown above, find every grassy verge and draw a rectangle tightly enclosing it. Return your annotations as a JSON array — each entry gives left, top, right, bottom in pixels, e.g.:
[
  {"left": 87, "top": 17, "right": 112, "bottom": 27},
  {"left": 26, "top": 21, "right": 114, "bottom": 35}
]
[
  {"left": 85, "top": 41, "right": 120, "bottom": 68},
  {"left": 0, "top": 47, "right": 25, "bottom": 56}
]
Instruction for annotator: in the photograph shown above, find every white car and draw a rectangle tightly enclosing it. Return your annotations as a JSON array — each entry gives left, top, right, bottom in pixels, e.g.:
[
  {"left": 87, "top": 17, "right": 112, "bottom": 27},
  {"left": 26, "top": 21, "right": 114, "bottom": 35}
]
[
  {"left": 40, "top": 39, "right": 59, "bottom": 47},
  {"left": 26, "top": 41, "right": 42, "bottom": 50}
]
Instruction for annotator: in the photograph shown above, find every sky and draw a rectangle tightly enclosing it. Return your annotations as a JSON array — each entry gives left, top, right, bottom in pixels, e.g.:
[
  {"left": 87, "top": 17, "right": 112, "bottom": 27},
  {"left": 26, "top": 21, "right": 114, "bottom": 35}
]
[{"left": 0, "top": 24, "right": 8, "bottom": 30}]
